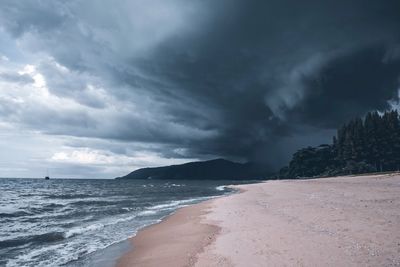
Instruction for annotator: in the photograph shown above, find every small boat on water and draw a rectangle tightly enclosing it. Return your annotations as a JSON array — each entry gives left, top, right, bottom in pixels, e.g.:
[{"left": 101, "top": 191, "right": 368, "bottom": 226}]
[{"left": 45, "top": 169, "right": 50, "bottom": 180}]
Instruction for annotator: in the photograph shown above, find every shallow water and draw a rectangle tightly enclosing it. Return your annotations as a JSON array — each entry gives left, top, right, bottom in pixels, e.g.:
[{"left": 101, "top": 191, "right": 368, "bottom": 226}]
[{"left": 0, "top": 178, "right": 245, "bottom": 267}]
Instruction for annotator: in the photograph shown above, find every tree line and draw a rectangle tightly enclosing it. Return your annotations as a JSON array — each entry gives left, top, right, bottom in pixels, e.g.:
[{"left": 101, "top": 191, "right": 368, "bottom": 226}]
[{"left": 279, "top": 110, "right": 400, "bottom": 178}]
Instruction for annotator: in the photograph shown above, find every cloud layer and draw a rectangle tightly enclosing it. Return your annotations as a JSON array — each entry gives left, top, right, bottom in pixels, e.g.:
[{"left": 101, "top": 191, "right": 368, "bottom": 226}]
[{"left": 0, "top": 0, "right": 399, "bottom": 177}]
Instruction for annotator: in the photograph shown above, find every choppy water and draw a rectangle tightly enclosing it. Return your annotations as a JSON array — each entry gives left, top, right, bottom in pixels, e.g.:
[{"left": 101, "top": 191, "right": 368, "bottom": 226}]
[{"left": 0, "top": 178, "right": 239, "bottom": 267}]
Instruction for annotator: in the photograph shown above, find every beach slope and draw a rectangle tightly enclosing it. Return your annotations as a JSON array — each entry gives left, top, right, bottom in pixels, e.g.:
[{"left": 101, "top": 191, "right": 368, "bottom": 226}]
[{"left": 117, "top": 174, "right": 400, "bottom": 267}]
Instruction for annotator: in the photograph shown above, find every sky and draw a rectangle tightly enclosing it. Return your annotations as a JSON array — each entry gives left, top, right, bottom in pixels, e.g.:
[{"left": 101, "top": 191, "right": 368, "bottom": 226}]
[{"left": 0, "top": 0, "right": 400, "bottom": 178}]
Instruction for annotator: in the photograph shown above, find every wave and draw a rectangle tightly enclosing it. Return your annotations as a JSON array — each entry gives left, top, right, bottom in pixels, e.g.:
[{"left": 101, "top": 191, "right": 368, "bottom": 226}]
[
  {"left": 0, "top": 179, "right": 228, "bottom": 267},
  {"left": 137, "top": 210, "right": 158, "bottom": 216},
  {"left": 64, "top": 223, "right": 105, "bottom": 238},
  {"left": 163, "top": 183, "right": 186, "bottom": 188},
  {"left": 45, "top": 194, "right": 100, "bottom": 200},
  {"left": 64, "top": 215, "right": 138, "bottom": 238},
  {"left": 28, "top": 204, "right": 66, "bottom": 214},
  {"left": 70, "top": 200, "right": 119, "bottom": 206},
  {"left": 6, "top": 243, "right": 69, "bottom": 267},
  {"left": 171, "top": 183, "right": 185, "bottom": 187},
  {"left": 0, "top": 232, "right": 65, "bottom": 248},
  {"left": 146, "top": 201, "right": 181, "bottom": 210},
  {"left": 215, "top": 185, "right": 226, "bottom": 191},
  {"left": 146, "top": 196, "right": 211, "bottom": 211},
  {"left": 112, "top": 215, "right": 137, "bottom": 223},
  {"left": 0, "top": 211, "right": 32, "bottom": 218},
  {"left": 1, "top": 203, "right": 71, "bottom": 219}
]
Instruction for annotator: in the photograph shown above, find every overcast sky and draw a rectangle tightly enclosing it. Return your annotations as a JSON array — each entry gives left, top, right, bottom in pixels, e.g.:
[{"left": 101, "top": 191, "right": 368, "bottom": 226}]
[{"left": 0, "top": 0, "right": 400, "bottom": 178}]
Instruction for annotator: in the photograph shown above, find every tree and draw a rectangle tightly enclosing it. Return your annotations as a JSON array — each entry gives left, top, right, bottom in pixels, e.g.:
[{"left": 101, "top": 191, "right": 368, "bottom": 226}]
[{"left": 279, "top": 110, "right": 400, "bottom": 178}]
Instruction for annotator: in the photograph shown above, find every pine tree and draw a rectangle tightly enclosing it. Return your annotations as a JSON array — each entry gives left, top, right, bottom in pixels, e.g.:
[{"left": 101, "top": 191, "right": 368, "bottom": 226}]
[
  {"left": 279, "top": 110, "right": 400, "bottom": 178},
  {"left": 364, "top": 111, "right": 380, "bottom": 171},
  {"left": 382, "top": 110, "right": 400, "bottom": 170}
]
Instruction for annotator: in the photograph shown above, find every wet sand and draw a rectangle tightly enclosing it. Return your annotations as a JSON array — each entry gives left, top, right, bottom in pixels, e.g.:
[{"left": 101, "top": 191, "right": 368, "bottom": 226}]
[
  {"left": 117, "top": 174, "right": 400, "bottom": 267},
  {"left": 116, "top": 200, "right": 219, "bottom": 267}
]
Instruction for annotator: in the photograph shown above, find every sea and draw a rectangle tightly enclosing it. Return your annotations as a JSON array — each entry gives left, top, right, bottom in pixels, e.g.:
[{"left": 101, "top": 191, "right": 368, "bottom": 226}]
[{"left": 0, "top": 178, "right": 249, "bottom": 267}]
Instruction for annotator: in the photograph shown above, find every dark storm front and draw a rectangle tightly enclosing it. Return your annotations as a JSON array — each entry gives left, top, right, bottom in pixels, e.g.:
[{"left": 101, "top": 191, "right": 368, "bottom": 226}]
[{"left": 0, "top": 178, "right": 236, "bottom": 267}]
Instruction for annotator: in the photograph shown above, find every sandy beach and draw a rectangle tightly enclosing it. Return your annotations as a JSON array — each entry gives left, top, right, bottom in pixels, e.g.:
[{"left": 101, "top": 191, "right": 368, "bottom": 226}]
[{"left": 117, "top": 174, "right": 400, "bottom": 267}]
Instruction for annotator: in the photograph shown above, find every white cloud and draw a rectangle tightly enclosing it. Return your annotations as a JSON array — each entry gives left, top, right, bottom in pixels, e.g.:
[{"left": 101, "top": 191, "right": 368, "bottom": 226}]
[
  {"left": 50, "top": 148, "right": 133, "bottom": 165},
  {"left": 0, "top": 55, "right": 204, "bottom": 178},
  {"left": 1, "top": 55, "right": 9, "bottom": 61},
  {"left": 49, "top": 147, "right": 195, "bottom": 176}
]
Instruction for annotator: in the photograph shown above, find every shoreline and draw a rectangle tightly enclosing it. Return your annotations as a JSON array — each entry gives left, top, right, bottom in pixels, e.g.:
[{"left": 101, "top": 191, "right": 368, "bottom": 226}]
[
  {"left": 114, "top": 184, "right": 244, "bottom": 267},
  {"left": 116, "top": 198, "right": 222, "bottom": 267},
  {"left": 116, "top": 174, "right": 400, "bottom": 266}
]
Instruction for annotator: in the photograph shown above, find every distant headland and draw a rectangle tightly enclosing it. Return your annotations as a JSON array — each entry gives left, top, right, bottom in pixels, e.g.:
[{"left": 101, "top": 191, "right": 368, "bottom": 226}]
[{"left": 116, "top": 158, "right": 270, "bottom": 180}]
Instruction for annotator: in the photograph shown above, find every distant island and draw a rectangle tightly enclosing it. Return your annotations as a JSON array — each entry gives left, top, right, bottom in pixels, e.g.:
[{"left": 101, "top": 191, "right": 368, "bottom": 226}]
[{"left": 116, "top": 158, "right": 269, "bottom": 180}]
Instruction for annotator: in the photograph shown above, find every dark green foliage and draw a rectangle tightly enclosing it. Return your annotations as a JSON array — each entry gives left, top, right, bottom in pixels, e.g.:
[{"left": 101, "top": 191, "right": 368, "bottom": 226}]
[{"left": 280, "top": 110, "right": 400, "bottom": 178}]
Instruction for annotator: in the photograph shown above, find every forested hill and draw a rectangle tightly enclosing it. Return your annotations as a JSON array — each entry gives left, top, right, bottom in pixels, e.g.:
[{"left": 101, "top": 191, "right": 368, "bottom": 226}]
[
  {"left": 280, "top": 110, "right": 400, "bottom": 179},
  {"left": 116, "top": 159, "right": 269, "bottom": 180}
]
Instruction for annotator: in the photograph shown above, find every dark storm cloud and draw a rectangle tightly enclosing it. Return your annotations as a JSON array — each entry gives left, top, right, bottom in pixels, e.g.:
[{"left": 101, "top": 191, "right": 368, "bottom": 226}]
[
  {"left": 0, "top": 1, "right": 67, "bottom": 37},
  {"left": 290, "top": 45, "right": 400, "bottom": 128},
  {"left": 1, "top": 0, "right": 400, "bottom": 170},
  {"left": 125, "top": 0, "right": 400, "bottom": 166}
]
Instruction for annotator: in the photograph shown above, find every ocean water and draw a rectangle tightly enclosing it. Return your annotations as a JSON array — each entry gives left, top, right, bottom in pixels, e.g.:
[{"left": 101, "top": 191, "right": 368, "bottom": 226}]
[{"left": 0, "top": 178, "right": 241, "bottom": 267}]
